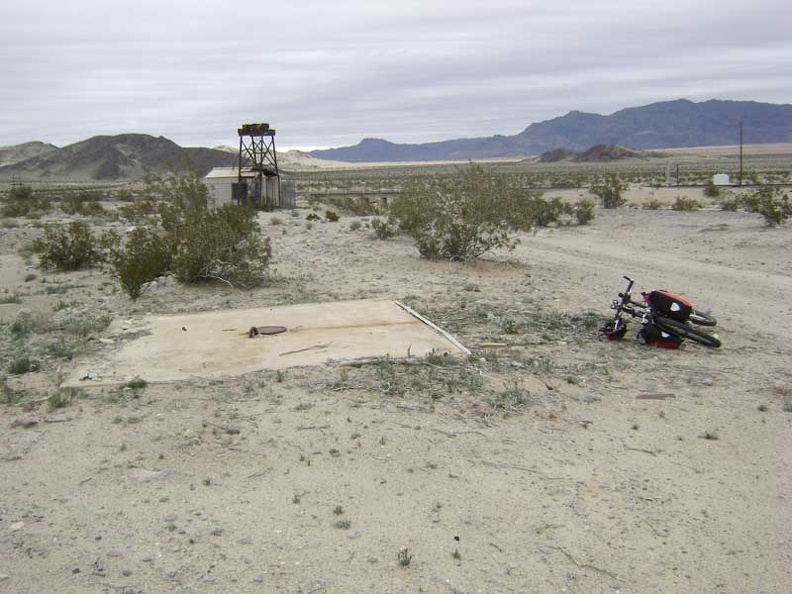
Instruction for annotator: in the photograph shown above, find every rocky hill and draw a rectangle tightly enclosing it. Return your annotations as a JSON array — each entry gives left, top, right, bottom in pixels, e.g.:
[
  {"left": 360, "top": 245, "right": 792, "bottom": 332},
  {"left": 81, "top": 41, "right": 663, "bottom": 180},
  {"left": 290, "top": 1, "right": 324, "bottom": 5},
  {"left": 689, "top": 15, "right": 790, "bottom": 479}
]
[
  {"left": 0, "top": 134, "right": 237, "bottom": 181},
  {"left": 0, "top": 141, "right": 59, "bottom": 168},
  {"left": 309, "top": 99, "right": 792, "bottom": 162},
  {"left": 538, "top": 144, "right": 649, "bottom": 163}
]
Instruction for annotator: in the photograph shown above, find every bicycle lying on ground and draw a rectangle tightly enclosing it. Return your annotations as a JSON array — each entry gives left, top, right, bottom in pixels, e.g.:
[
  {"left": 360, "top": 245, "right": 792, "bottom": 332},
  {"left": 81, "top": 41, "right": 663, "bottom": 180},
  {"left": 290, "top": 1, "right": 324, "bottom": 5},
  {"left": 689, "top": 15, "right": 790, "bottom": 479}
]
[{"left": 600, "top": 276, "right": 721, "bottom": 348}]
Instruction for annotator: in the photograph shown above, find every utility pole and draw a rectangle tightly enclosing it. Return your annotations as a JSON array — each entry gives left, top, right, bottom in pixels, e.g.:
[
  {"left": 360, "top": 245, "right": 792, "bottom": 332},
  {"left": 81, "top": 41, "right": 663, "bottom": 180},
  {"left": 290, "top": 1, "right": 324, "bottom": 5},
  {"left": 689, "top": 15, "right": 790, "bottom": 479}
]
[{"left": 739, "top": 120, "right": 743, "bottom": 187}]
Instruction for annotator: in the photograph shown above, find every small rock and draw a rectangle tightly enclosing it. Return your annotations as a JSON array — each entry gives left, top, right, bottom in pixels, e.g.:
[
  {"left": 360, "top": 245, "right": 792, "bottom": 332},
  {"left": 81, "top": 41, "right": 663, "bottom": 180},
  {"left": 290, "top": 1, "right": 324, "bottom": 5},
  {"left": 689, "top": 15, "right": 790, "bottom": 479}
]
[
  {"left": 163, "top": 514, "right": 178, "bottom": 522},
  {"left": 72, "top": 568, "right": 81, "bottom": 574},
  {"left": 225, "top": 425, "right": 240, "bottom": 435},
  {"left": 10, "top": 419, "right": 37, "bottom": 429},
  {"left": 121, "top": 569, "right": 133, "bottom": 577},
  {"left": 9, "top": 522, "right": 24, "bottom": 531},
  {"left": 99, "top": 338, "right": 115, "bottom": 345}
]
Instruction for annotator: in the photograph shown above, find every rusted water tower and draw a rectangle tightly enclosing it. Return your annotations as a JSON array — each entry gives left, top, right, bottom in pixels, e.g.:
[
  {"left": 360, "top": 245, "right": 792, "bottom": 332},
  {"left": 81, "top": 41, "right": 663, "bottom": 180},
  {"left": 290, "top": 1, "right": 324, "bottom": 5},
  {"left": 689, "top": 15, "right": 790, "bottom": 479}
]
[{"left": 235, "top": 123, "right": 280, "bottom": 210}]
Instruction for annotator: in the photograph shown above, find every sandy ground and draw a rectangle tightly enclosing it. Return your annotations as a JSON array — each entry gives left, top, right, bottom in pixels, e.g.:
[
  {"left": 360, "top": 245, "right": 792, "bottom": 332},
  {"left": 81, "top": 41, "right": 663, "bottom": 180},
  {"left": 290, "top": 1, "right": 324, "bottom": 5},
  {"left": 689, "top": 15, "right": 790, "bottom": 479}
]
[{"left": 1, "top": 186, "right": 791, "bottom": 594}]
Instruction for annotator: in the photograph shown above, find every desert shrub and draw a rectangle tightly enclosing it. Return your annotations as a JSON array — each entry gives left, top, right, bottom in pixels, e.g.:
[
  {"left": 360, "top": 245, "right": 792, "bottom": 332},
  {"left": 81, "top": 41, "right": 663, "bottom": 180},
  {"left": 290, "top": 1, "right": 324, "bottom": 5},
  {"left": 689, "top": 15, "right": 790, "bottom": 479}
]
[
  {"left": 370, "top": 217, "right": 399, "bottom": 240},
  {"left": 31, "top": 221, "right": 102, "bottom": 271},
  {"left": 525, "top": 196, "right": 595, "bottom": 227},
  {"left": 9, "top": 184, "right": 34, "bottom": 201},
  {"left": 589, "top": 173, "right": 627, "bottom": 209},
  {"left": 7, "top": 355, "right": 40, "bottom": 375},
  {"left": 106, "top": 227, "right": 171, "bottom": 299},
  {"left": 325, "top": 210, "right": 340, "bottom": 222},
  {"left": 718, "top": 192, "right": 744, "bottom": 211},
  {"left": 349, "top": 220, "right": 362, "bottom": 231},
  {"left": 390, "top": 163, "right": 535, "bottom": 261},
  {"left": 327, "top": 194, "right": 378, "bottom": 216},
  {"left": 1, "top": 184, "right": 52, "bottom": 218},
  {"left": 743, "top": 185, "right": 792, "bottom": 226},
  {"left": 60, "top": 190, "right": 105, "bottom": 216},
  {"left": 115, "top": 173, "right": 273, "bottom": 288},
  {"left": 672, "top": 196, "right": 702, "bottom": 211},
  {"left": 10, "top": 317, "right": 34, "bottom": 340},
  {"left": 306, "top": 213, "right": 321, "bottom": 221},
  {"left": 118, "top": 197, "right": 160, "bottom": 224},
  {"left": 165, "top": 202, "right": 271, "bottom": 287},
  {"left": 703, "top": 179, "right": 721, "bottom": 198},
  {"left": 643, "top": 199, "right": 663, "bottom": 210},
  {"left": 0, "top": 292, "right": 22, "bottom": 304},
  {"left": 531, "top": 196, "right": 565, "bottom": 227},
  {"left": 571, "top": 199, "right": 596, "bottom": 225}
]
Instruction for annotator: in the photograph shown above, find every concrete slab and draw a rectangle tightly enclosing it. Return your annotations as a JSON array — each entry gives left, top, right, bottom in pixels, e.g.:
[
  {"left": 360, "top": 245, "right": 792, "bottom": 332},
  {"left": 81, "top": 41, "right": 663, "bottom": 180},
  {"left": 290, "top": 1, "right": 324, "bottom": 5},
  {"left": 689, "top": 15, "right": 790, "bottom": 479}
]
[{"left": 63, "top": 299, "right": 468, "bottom": 387}]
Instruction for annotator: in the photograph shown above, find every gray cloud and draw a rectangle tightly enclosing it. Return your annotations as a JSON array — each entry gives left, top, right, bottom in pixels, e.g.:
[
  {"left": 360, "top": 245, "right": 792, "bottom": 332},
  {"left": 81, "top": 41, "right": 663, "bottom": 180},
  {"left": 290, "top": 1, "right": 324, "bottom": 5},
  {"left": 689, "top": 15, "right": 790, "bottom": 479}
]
[{"left": 1, "top": 0, "right": 790, "bottom": 149}]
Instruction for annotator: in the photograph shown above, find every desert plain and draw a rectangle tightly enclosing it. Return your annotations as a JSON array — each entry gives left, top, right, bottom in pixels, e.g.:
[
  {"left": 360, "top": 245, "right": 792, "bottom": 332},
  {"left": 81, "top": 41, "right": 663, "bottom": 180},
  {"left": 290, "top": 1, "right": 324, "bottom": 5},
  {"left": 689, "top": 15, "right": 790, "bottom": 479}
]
[{"left": 0, "top": 159, "right": 791, "bottom": 593}]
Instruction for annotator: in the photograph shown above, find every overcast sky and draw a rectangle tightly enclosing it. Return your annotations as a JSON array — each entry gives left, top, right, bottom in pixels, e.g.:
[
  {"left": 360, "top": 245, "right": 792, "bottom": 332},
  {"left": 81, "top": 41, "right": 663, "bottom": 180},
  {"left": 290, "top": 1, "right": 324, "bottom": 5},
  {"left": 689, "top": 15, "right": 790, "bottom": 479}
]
[{"left": 1, "top": 0, "right": 790, "bottom": 150}]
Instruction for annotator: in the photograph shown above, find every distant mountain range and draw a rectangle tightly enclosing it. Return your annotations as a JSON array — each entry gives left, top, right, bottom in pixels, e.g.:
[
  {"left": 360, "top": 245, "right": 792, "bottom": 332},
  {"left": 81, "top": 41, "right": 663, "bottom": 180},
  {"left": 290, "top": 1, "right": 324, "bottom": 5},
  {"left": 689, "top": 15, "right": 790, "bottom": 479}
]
[
  {"left": 2, "top": 99, "right": 791, "bottom": 180},
  {"left": 308, "top": 99, "right": 792, "bottom": 162}
]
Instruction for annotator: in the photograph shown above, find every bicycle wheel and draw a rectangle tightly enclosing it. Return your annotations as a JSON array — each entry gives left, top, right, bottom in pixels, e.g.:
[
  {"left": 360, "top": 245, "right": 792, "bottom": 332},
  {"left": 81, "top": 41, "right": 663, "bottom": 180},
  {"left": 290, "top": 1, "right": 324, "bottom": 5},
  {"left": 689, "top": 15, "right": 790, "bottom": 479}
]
[
  {"left": 688, "top": 309, "right": 717, "bottom": 327},
  {"left": 654, "top": 317, "right": 721, "bottom": 348}
]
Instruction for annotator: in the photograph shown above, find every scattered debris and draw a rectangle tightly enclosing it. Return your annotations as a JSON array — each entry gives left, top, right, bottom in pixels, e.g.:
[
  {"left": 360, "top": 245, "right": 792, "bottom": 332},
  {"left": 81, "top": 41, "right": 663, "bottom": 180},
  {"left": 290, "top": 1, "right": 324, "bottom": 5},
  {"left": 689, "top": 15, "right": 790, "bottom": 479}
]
[{"left": 636, "top": 393, "right": 675, "bottom": 400}]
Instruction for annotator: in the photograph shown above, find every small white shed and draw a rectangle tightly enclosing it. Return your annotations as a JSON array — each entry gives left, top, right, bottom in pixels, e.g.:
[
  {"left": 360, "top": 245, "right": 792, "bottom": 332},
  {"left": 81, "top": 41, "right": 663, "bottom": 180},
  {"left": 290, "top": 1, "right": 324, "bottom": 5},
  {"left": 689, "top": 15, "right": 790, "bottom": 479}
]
[
  {"left": 204, "top": 167, "right": 239, "bottom": 207},
  {"left": 712, "top": 173, "right": 731, "bottom": 186},
  {"left": 204, "top": 167, "right": 293, "bottom": 209}
]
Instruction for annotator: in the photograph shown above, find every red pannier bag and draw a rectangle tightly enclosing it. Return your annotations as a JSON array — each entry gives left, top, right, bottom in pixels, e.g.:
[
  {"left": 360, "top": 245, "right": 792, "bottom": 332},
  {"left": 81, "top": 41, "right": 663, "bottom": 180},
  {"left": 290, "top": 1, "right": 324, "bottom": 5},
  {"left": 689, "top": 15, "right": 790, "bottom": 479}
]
[
  {"left": 638, "top": 322, "right": 683, "bottom": 349},
  {"left": 645, "top": 290, "right": 692, "bottom": 322}
]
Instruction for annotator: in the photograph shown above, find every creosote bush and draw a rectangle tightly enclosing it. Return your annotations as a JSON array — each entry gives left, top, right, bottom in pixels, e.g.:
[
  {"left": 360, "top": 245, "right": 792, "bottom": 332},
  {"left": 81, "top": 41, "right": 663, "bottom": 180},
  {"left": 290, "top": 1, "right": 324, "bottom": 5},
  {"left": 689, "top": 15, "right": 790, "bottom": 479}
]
[
  {"left": 589, "top": 173, "right": 627, "bottom": 209},
  {"left": 166, "top": 203, "right": 271, "bottom": 287},
  {"left": 106, "top": 227, "right": 171, "bottom": 299},
  {"left": 672, "top": 196, "right": 702, "bottom": 211},
  {"left": 703, "top": 179, "right": 721, "bottom": 198},
  {"left": 31, "top": 221, "right": 102, "bottom": 271},
  {"left": 718, "top": 192, "right": 743, "bottom": 212},
  {"left": 743, "top": 185, "right": 791, "bottom": 227},
  {"left": 132, "top": 172, "right": 273, "bottom": 289},
  {"left": 370, "top": 217, "right": 399, "bottom": 240},
  {"left": 389, "top": 163, "right": 538, "bottom": 261},
  {"left": 571, "top": 198, "right": 596, "bottom": 225},
  {"left": 2, "top": 185, "right": 52, "bottom": 218}
]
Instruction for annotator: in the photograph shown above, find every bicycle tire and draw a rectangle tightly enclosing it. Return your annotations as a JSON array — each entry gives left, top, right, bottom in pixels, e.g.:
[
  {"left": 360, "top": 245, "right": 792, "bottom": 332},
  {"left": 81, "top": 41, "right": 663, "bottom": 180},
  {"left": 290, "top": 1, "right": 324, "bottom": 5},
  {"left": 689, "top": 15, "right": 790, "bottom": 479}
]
[
  {"left": 654, "top": 317, "right": 721, "bottom": 348},
  {"left": 688, "top": 309, "right": 717, "bottom": 327}
]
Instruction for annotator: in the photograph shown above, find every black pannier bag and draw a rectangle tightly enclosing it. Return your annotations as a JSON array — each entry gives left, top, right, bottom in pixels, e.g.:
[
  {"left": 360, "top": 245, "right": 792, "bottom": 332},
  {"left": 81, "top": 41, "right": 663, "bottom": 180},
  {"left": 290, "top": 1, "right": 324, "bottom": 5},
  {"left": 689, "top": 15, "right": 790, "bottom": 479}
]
[
  {"left": 645, "top": 290, "right": 692, "bottom": 322},
  {"left": 638, "top": 322, "right": 683, "bottom": 349}
]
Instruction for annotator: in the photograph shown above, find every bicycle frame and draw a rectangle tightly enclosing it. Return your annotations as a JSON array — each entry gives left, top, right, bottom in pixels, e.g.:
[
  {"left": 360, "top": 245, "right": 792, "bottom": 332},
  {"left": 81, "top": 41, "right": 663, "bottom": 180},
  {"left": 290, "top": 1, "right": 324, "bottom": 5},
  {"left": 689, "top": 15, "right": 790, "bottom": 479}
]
[
  {"left": 601, "top": 275, "right": 721, "bottom": 348},
  {"left": 602, "top": 276, "right": 653, "bottom": 340}
]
